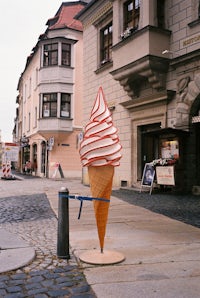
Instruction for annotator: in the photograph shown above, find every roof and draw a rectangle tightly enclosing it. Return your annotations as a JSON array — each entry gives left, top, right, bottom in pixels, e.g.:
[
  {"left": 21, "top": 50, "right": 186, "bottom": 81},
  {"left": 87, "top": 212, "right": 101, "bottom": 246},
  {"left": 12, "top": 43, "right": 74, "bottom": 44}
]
[
  {"left": 46, "top": 1, "right": 87, "bottom": 32},
  {"left": 75, "top": 0, "right": 96, "bottom": 19}
]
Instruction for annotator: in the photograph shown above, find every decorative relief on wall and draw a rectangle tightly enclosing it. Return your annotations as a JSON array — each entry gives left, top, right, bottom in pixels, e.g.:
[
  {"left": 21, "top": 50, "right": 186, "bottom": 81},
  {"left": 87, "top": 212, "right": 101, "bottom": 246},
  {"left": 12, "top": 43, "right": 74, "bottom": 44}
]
[{"left": 176, "top": 73, "right": 200, "bottom": 129}]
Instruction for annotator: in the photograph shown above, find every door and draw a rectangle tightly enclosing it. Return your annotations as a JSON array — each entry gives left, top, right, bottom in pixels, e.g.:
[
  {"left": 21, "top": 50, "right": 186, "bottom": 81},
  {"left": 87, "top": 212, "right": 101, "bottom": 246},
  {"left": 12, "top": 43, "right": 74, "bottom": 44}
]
[{"left": 196, "top": 123, "right": 200, "bottom": 184}]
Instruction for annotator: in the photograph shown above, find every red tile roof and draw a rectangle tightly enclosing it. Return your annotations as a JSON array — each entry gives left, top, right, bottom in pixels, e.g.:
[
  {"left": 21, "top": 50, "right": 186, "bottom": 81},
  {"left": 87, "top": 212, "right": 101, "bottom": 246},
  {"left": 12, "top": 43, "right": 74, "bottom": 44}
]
[{"left": 47, "top": 2, "right": 86, "bottom": 31}]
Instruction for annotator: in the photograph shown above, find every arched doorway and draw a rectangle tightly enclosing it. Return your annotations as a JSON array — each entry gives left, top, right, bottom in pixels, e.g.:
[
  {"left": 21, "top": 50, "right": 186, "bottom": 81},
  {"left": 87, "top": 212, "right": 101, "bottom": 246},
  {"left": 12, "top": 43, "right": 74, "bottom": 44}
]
[
  {"left": 189, "top": 98, "right": 200, "bottom": 186},
  {"left": 32, "top": 143, "right": 37, "bottom": 175}
]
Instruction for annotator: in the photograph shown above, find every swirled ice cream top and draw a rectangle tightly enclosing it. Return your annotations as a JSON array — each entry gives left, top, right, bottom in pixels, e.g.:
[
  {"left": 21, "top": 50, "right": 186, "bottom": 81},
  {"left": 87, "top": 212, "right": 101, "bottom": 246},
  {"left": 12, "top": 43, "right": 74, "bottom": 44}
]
[{"left": 79, "top": 87, "right": 122, "bottom": 167}]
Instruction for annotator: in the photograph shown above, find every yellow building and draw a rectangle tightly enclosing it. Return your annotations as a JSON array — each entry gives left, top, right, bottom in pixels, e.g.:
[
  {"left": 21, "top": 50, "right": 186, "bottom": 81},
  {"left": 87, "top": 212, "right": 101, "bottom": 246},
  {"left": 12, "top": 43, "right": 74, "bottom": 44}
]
[{"left": 15, "top": 1, "right": 87, "bottom": 178}]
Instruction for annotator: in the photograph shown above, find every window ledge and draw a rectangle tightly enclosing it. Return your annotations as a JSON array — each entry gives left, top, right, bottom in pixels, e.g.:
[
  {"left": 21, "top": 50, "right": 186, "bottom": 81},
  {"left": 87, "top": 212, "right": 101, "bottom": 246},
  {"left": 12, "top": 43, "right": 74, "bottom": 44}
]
[
  {"left": 95, "top": 60, "right": 113, "bottom": 74},
  {"left": 188, "top": 18, "right": 200, "bottom": 28}
]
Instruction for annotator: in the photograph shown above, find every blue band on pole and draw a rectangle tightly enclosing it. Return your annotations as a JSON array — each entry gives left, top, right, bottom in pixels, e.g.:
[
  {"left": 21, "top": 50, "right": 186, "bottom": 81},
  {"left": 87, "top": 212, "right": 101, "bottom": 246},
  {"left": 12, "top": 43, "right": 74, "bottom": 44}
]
[{"left": 58, "top": 194, "right": 110, "bottom": 219}]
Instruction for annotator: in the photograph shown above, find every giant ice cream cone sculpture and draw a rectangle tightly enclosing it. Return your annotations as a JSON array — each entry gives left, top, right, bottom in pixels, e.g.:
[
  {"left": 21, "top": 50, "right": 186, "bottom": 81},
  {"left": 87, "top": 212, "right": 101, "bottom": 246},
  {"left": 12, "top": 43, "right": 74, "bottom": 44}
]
[{"left": 79, "top": 87, "right": 122, "bottom": 252}]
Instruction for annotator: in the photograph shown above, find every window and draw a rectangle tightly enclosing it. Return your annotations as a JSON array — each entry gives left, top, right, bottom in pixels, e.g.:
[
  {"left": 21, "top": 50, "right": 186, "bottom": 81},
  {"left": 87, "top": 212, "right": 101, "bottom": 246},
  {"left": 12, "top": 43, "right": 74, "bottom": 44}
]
[
  {"left": 123, "top": 0, "right": 140, "bottom": 31},
  {"left": 42, "top": 93, "right": 57, "bottom": 117},
  {"left": 34, "top": 107, "right": 37, "bottom": 127},
  {"left": 100, "top": 22, "right": 113, "bottom": 64},
  {"left": 28, "top": 113, "right": 31, "bottom": 131},
  {"left": 62, "top": 43, "right": 71, "bottom": 66},
  {"left": 157, "top": 1, "right": 165, "bottom": 28},
  {"left": 61, "top": 93, "right": 71, "bottom": 117},
  {"left": 35, "top": 68, "right": 38, "bottom": 89},
  {"left": 29, "top": 77, "right": 32, "bottom": 97},
  {"left": 43, "top": 43, "right": 58, "bottom": 66}
]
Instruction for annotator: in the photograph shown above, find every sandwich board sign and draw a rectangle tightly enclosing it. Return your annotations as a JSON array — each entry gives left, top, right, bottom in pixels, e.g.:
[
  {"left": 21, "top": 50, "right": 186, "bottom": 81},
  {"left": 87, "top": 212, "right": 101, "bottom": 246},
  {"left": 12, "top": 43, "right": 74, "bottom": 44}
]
[
  {"left": 156, "top": 166, "right": 175, "bottom": 186},
  {"left": 140, "top": 163, "right": 155, "bottom": 194}
]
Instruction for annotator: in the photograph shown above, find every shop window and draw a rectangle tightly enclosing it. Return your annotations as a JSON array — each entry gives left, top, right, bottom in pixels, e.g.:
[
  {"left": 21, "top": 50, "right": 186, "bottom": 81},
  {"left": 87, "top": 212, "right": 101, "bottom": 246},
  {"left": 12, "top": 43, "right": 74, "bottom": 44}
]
[
  {"left": 43, "top": 43, "right": 58, "bottom": 66},
  {"left": 42, "top": 93, "right": 57, "bottom": 117},
  {"left": 100, "top": 22, "right": 113, "bottom": 65},
  {"left": 62, "top": 43, "right": 71, "bottom": 66},
  {"left": 123, "top": 0, "right": 140, "bottom": 32},
  {"left": 60, "top": 93, "right": 71, "bottom": 118},
  {"left": 160, "top": 139, "right": 179, "bottom": 160}
]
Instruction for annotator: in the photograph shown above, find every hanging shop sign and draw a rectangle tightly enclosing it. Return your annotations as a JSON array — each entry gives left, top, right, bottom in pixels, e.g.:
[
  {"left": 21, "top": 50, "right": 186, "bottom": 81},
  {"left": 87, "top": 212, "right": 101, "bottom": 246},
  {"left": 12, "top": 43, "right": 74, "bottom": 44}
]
[{"left": 156, "top": 166, "right": 175, "bottom": 186}]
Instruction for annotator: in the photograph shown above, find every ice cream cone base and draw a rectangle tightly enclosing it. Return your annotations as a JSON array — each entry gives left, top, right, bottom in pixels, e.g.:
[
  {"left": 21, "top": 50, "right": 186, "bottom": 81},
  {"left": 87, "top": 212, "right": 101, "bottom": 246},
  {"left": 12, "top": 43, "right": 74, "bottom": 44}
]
[
  {"left": 88, "top": 165, "right": 114, "bottom": 252},
  {"left": 79, "top": 249, "right": 125, "bottom": 265}
]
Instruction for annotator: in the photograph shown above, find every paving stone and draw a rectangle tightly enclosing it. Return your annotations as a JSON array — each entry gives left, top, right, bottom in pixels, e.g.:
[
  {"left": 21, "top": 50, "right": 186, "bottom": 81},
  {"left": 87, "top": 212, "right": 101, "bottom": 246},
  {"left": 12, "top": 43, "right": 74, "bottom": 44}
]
[
  {"left": 0, "top": 188, "right": 96, "bottom": 298},
  {"left": 112, "top": 189, "right": 200, "bottom": 228}
]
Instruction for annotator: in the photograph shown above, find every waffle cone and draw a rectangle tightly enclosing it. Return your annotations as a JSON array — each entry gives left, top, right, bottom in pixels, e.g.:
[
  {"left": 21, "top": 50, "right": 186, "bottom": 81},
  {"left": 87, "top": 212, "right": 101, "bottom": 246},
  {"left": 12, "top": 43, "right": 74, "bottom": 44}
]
[{"left": 88, "top": 165, "right": 114, "bottom": 251}]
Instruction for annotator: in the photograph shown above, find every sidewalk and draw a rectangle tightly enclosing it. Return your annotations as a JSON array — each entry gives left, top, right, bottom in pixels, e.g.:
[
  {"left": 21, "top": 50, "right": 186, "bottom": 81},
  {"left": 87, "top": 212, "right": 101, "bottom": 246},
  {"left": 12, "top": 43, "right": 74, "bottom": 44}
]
[{"left": 46, "top": 179, "right": 200, "bottom": 298}]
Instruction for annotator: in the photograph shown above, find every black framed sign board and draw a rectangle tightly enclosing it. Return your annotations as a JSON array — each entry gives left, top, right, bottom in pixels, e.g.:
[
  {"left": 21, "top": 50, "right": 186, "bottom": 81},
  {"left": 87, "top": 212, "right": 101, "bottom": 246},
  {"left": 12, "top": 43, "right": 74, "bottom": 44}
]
[{"left": 140, "top": 163, "right": 155, "bottom": 194}]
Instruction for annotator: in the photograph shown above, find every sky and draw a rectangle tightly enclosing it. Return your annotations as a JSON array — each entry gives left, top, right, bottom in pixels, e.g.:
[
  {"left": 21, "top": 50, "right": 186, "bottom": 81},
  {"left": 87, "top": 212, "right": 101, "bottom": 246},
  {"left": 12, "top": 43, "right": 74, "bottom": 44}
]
[{"left": 0, "top": 0, "right": 72, "bottom": 142}]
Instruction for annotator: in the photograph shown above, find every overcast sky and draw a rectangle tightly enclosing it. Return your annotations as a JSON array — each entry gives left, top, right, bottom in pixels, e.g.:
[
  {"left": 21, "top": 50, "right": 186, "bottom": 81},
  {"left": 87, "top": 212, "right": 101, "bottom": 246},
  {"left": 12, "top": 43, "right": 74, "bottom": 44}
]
[{"left": 0, "top": 0, "right": 70, "bottom": 142}]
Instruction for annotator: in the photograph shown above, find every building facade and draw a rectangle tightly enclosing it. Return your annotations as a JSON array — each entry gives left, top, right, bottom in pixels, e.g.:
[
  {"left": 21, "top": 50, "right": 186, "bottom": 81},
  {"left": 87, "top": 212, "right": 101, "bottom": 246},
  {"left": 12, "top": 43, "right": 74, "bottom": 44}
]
[
  {"left": 15, "top": 1, "right": 87, "bottom": 178},
  {"left": 77, "top": 0, "right": 200, "bottom": 192}
]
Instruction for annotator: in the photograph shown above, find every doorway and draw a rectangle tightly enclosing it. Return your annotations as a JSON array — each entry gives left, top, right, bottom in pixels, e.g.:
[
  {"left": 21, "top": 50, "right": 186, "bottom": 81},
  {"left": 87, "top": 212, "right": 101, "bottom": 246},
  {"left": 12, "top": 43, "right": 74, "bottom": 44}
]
[
  {"left": 194, "top": 123, "right": 200, "bottom": 184},
  {"left": 41, "top": 141, "right": 46, "bottom": 175},
  {"left": 140, "top": 123, "right": 160, "bottom": 177}
]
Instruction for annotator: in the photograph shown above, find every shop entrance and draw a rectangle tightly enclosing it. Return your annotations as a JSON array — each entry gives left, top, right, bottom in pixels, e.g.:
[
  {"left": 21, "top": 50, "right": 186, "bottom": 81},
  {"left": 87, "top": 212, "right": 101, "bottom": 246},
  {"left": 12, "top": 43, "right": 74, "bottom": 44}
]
[
  {"left": 194, "top": 122, "right": 200, "bottom": 184},
  {"left": 140, "top": 123, "right": 160, "bottom": 177},
  {"left": 41, "top": 141, "right": 46, "bottom": 175}
]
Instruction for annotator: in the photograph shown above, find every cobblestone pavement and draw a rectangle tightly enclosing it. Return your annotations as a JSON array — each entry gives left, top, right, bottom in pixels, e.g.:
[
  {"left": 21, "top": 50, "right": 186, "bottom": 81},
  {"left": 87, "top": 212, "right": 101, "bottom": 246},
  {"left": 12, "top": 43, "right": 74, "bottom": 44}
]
[
  {"left": 112, "top": 189, "right": 200, "bottom": 228},
  {"left": 0, "top": 189, "right": 96, "bottom": 297}
]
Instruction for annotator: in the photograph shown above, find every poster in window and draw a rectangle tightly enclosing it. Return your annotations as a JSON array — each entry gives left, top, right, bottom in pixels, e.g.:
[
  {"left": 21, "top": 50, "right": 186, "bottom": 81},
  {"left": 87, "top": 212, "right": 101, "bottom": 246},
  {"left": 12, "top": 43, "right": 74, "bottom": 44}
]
[
  {"left": 161, "top": 139, "right": 179, "bottom": 159},
  {"left": 61, "top": 111, "right": 69, "bottom": 117},
  {"left": 44, "top": 110, "right": 49, "bottom": 117}
]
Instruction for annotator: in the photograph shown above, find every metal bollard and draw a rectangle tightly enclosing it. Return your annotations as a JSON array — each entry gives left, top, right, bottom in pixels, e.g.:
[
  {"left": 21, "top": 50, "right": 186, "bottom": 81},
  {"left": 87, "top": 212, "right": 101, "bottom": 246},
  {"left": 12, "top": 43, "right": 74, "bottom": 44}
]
[{"left": 57, "top": 187, "right": 70, "bottom": 259}]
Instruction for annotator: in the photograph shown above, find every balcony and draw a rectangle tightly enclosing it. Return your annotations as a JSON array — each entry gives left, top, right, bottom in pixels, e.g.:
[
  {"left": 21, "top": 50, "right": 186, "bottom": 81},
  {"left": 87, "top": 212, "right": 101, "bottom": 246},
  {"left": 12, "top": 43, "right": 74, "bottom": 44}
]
[
  {"left": 37, "top": 117, "right": 73, "bottom": 138},
  {"left": 111, "top": 26, "right": 171, "bottom": 98}
]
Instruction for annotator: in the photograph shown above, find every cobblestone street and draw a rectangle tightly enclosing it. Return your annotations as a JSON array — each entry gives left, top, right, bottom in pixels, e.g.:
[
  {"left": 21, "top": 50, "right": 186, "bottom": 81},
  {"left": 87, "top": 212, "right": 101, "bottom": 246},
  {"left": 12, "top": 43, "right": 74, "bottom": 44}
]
[
  {"left": 0, "top": 177, "right": 96, "bottom": 298},
  {"left": 1, "top": 175, "right": 200, "bottom": 298}
]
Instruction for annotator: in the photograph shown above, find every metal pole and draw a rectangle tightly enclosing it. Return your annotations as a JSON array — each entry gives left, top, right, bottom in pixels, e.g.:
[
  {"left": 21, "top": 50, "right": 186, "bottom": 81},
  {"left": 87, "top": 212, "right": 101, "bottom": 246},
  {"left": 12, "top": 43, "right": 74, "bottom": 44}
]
[{"left": 57, "top": 187, "right": 70, "bottom": 259}]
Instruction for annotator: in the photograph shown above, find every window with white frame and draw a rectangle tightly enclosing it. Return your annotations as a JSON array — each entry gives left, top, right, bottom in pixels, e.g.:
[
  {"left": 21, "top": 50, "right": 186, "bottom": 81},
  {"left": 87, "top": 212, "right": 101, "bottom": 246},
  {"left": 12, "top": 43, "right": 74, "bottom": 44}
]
[
  {"left": 43, "top": 42, "right": 71, "bottom": 67},
  {"left": 62, "top": 43, "right": 71, "bottom": 66},
  {"left": 60, "top": 93, "right": 71, "bottom": 118},
  {"left": 42, "top": 93, "right": 57, "bottom": 117},
  {"left": 43, "top": 43, "right": 58, "bottom": 66}
]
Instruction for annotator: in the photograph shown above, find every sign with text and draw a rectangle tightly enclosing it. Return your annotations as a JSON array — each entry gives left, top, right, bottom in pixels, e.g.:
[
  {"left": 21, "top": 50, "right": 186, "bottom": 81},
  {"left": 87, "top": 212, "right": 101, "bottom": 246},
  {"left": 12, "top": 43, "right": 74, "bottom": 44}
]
[
  {"left": 156, "top": 166, "right": 175, "bottom": 185},
  {"left": 3, "top": 143, "right": 19, "bottom": 162}
]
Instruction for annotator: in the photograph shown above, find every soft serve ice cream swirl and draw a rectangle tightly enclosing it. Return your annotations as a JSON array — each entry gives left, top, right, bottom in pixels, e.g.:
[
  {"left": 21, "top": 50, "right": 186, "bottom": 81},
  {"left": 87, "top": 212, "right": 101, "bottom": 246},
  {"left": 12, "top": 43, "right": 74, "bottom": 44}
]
[{"left": 79, "top": 87, "right": 122, "bottom": 167}]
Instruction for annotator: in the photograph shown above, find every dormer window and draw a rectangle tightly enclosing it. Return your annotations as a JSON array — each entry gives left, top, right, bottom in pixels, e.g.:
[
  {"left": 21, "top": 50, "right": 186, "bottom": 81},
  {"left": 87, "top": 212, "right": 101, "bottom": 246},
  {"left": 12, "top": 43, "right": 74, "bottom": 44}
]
[{"left": 123, "top": 0, "right": 140, "bottom": 32}]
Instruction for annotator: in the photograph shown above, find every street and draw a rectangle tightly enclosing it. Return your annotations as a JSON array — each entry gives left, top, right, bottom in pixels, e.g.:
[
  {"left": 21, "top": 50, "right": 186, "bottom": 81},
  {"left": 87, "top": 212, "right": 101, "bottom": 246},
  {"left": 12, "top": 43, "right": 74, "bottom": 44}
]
[{"left": 0, "top": 175, "right": 96, "bottom": 298}]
